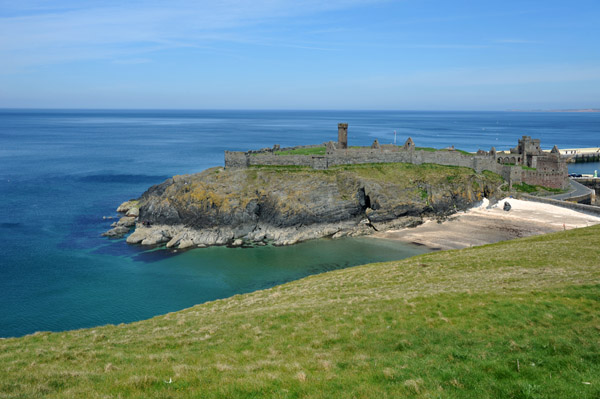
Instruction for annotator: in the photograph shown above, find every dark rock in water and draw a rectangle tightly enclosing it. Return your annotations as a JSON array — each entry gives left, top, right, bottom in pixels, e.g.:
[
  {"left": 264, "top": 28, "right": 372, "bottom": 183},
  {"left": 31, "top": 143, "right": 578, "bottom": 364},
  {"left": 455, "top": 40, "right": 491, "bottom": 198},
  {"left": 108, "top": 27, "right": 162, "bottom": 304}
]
[
  {"left": 102, "top": 225, "right": 131, "bottom": 238},
  {"left": 113, "top": 165, "right": 503, "bottom": 249},
  {"left": 503, "top": 201, "right": 511, "bottom": 211}
]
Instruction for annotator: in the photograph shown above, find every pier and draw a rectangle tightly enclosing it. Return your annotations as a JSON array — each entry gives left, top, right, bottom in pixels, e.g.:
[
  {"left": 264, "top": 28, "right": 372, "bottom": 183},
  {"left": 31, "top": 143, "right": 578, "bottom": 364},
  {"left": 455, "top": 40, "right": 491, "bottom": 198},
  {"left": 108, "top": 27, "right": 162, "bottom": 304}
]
[{"left": 558, "top": 147, "right": 600, "bottom": 163}]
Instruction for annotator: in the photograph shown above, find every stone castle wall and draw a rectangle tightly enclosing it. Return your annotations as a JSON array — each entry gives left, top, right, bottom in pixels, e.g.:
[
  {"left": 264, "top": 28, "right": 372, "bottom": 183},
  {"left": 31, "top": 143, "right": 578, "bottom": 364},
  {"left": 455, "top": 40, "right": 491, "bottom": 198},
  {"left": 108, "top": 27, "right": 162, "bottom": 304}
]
[
  {"left": 224, "top": 138, "right": 568, "bottom": 189},
  {"left": 226, "top": 147, "right": 511, "bottom": 177},
  {"left": 520, "top": 170, "right": 568, "bottom": 189}
]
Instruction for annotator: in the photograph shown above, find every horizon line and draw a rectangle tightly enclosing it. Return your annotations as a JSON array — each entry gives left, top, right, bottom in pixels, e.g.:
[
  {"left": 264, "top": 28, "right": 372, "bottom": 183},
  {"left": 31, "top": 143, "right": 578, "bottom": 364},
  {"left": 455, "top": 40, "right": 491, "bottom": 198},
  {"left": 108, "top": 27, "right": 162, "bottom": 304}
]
[{"left": 1, "top": 107, "right": 598, "bottom": 113}]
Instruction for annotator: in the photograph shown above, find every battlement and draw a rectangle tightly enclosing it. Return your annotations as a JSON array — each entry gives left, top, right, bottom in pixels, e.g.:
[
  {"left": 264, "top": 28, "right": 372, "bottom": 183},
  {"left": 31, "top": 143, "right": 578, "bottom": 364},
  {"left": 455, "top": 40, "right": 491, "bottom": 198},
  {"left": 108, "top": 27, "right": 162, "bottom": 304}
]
[{"left": 224, "top": 126, "right": 569, "bottom": 189}]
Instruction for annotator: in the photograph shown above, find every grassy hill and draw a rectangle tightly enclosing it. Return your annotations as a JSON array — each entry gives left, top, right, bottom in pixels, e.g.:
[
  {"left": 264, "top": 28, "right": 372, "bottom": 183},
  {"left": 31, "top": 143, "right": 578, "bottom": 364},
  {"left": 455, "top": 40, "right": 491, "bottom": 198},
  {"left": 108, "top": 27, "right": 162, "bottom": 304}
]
[{"left": 2, "top": 225, "right": 600, "bottom": 398}]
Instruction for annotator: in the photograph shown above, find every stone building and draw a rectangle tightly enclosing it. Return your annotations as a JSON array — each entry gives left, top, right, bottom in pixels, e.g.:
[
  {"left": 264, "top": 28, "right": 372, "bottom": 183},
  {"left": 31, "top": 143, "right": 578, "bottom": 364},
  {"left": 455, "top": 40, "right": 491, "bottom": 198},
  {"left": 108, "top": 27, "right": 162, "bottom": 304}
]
[{"left": 495, "top": 136, "right": 568, "bottom": 188}]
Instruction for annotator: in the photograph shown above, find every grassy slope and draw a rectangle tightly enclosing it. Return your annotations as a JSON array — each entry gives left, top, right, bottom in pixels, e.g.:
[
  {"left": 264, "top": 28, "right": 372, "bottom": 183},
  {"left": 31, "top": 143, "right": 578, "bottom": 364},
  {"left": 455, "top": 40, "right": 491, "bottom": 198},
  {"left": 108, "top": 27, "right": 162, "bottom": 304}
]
[
  {"left": 2, "top": 226, "right": 600, "bottom": 398},
  {"left": 246, "top": 162, "right": 502, "bottom": 189}
]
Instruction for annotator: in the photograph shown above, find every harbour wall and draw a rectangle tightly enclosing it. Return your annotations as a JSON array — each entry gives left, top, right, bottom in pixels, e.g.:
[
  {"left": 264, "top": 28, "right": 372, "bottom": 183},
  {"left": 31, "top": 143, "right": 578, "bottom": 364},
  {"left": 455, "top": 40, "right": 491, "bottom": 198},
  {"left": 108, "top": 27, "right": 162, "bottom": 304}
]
[
  {"left": 522, "top": 194, "right": 600, "bottom": 216},
  {"left": 575, "top": 178, "right": 600, "bottom": 204},
  {"left": 560, "top": 148, "right": 600, "bottom": 163}
]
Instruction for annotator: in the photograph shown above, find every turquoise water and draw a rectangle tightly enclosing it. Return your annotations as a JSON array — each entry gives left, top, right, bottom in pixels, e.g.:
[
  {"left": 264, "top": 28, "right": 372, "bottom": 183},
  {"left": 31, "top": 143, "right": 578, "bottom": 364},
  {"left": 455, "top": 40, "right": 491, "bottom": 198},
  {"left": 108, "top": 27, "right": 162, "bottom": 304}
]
[
  {"left": 2, "top": 236, "right": 428, "bottom": 338},
  {"left": 1, "top": 110, "right": 599, "bottom": 338}
]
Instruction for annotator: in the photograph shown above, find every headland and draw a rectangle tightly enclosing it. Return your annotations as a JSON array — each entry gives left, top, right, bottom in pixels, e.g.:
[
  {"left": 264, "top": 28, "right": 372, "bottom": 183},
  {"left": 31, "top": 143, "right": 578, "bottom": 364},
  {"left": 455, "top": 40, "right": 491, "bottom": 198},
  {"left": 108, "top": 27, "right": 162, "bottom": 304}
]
[{"left": 104, "top": 123, "right": 581, "bottom": 250}]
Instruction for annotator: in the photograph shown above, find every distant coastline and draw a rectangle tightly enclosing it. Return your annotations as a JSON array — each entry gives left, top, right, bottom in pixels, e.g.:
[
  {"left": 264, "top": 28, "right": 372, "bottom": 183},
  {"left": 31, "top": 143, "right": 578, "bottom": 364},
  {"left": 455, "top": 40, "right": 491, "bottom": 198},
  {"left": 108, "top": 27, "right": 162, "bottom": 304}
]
[{"left": 508, "top": 108, "right": 600, "bottom": 113}]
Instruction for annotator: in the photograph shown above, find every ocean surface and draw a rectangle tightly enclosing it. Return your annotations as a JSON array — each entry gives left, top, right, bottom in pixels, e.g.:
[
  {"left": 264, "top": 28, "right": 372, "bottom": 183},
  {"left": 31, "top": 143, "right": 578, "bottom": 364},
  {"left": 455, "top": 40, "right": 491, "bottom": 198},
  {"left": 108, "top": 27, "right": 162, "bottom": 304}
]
[{"left": 1, "top": 110, "right": 599, "bottom": 338}]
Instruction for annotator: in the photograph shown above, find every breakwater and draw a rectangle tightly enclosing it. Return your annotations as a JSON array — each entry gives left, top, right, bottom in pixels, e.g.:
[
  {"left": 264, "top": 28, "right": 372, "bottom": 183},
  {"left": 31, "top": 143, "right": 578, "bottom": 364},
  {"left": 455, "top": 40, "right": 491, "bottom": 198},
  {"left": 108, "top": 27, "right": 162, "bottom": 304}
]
[{"left": 561, "top": 148, "right": 600, "bottom": 163}]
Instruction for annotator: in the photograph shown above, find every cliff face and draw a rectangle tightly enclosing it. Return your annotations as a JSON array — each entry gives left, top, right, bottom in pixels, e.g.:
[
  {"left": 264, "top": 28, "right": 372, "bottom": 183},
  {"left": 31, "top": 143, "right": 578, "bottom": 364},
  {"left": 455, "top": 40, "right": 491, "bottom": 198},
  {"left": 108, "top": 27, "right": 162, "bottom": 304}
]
[{"left": 106, "top": 163, "right": 503, "bottom": 248}]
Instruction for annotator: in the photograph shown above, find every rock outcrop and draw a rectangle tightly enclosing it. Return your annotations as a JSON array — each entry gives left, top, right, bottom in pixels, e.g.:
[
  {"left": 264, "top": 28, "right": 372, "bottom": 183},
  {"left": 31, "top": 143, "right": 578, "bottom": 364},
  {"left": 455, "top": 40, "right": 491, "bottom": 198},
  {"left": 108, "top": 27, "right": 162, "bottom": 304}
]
[
  {"left": 103, "top": 163, "right": 503, "bottom": 248},
  {"left": 101, "top": 200, "right": 140, "bottom": 238}
]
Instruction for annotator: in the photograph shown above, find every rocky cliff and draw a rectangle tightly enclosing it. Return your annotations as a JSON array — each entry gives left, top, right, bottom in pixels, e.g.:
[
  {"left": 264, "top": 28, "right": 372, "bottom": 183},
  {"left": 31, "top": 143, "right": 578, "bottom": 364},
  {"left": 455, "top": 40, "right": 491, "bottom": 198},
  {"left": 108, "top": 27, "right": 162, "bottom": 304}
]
[{"left": 103, "top": 163, "right": 503, "bottom": 248}]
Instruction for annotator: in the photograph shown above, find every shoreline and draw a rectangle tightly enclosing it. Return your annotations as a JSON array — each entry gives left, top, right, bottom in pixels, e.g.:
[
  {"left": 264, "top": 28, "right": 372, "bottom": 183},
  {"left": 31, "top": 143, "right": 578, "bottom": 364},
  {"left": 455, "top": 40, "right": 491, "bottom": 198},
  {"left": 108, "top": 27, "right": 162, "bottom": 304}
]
[{"left": 371, "top": 198, "right": 600, "bottom": 250}]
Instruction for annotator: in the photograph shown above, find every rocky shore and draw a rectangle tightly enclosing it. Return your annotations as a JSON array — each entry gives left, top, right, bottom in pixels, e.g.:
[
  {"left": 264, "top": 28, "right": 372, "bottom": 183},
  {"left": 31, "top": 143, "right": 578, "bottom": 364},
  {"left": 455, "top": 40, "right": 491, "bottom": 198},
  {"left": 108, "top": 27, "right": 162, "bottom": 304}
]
[{"left": 103, "top": 164, "right": 504, "bottom": 249}]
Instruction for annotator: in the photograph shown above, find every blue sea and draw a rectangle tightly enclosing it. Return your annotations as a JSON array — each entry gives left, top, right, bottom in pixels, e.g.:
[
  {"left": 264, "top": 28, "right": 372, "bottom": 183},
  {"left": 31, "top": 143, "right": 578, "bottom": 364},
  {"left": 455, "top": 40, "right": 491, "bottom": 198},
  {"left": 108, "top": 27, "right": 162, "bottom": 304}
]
[{"left": 1, "top": 110, "right": 599, "bottom": 338}]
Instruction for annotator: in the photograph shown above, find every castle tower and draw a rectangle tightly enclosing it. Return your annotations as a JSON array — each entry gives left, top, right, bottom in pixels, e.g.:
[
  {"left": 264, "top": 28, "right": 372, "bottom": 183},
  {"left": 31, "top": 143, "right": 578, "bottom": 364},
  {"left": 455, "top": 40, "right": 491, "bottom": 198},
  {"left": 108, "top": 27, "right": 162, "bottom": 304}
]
[{"left": 338, "top": 123, "right": 348, "bottom": 149}]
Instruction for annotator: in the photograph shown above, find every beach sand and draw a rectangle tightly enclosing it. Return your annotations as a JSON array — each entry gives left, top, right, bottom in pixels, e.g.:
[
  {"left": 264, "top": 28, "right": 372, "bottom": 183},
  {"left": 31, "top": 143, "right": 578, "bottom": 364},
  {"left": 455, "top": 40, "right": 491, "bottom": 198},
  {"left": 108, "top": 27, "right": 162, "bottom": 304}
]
[{"left": 373, "top": 198, "right": 600, "bottom": 250}]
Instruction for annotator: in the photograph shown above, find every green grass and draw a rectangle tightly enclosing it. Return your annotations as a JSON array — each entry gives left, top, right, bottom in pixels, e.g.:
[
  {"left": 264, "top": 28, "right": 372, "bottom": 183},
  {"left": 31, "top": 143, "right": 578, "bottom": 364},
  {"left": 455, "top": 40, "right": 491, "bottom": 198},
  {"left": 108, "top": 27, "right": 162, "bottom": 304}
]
[
  {"left": 2, "top": 225, "right": 600, "bottom": 398},
  {"left": 274, "top": 147, "right": 326, "bottom": 156},
  {"left": 521, "top": 165, "right": 537, "bottom": 171},
  {"left": 415, "top": 147, "right": 473, "bottom": 156},
  {"left": 513, "top": 182, "right": 539, "bottom": 193},
  {"left": 544, "top": 187, "right": 568, "bottom": 194},
  {"left": 248, "top": 162, "right": 501, "bottom": 187},
  {"left": 327, "top": 162, "right": 497, "bottom": 185},
  {"left": 513, "top": 182, "right": 567, "bottom": 194}
]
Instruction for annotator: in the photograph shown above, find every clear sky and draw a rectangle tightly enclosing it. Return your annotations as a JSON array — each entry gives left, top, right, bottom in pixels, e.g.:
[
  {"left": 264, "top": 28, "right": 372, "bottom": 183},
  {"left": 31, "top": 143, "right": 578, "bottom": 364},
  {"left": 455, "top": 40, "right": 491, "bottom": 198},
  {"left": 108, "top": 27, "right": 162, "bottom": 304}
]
[{"left": 1, "top": 0, "right": 599, "bottom": 110}]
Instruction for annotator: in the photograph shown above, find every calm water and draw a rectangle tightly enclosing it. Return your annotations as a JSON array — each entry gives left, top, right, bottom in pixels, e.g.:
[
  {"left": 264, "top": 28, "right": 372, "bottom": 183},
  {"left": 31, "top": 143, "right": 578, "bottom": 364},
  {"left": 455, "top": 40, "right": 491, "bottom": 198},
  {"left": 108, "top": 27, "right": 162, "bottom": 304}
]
[{"left": 1, "top": 110, "right": 599, "bottom": 338}]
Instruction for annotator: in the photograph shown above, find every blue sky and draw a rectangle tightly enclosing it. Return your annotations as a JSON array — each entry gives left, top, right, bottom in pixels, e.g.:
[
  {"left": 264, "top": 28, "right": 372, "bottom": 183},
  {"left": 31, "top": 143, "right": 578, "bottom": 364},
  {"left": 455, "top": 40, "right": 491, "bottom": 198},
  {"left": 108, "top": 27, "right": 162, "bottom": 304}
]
[{"left": 1, "top": 0, "right": 599, "bottom": 109}]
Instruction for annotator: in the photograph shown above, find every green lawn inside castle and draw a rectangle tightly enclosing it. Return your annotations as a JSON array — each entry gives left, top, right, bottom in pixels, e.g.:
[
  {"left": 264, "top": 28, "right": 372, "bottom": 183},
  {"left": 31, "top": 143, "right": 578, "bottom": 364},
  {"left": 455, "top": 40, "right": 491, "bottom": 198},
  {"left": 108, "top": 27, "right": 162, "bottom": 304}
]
[{"left": 3, "top": 224, "right": 600, "bottom": 398}]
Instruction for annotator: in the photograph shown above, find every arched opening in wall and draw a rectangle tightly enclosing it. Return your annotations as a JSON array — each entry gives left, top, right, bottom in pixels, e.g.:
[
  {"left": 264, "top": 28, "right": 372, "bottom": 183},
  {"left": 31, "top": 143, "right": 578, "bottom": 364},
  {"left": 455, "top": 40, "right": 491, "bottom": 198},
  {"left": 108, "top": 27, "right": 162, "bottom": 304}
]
[{"left": 511, "top": 157, "right": 516, "bottom": 164}]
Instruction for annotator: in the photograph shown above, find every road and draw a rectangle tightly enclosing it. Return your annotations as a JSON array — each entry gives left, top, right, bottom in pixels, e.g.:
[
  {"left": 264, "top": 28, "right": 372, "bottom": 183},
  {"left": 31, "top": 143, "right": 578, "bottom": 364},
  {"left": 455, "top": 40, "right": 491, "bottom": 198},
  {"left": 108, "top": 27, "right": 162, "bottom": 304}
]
[{"left": 548, "top": 179, "right": 593, "bottom": 201}]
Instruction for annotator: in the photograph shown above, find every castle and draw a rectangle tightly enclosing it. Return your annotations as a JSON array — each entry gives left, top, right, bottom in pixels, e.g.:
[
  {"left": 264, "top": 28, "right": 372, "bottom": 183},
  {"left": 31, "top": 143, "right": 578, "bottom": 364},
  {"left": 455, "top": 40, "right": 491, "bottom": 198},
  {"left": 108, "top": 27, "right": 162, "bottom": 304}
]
[{"left": 225, "top": 124, "right": 568, "bottom": 189}]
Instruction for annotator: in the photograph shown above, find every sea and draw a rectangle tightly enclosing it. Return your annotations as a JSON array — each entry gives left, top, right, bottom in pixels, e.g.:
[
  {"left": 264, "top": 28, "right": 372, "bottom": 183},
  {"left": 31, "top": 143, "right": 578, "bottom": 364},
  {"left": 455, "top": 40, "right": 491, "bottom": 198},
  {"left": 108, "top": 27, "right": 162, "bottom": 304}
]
[{"left": 1, "top": 110, "right": 599, "bottom": 338}]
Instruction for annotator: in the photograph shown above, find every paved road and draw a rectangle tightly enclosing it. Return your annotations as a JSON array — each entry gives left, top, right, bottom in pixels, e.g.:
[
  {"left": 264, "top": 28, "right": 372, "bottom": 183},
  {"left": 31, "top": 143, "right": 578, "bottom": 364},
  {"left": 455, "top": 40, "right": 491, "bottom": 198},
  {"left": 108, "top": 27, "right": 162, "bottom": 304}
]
[{"left": 548, "top": 179, "right": 594, "bottom": 201}]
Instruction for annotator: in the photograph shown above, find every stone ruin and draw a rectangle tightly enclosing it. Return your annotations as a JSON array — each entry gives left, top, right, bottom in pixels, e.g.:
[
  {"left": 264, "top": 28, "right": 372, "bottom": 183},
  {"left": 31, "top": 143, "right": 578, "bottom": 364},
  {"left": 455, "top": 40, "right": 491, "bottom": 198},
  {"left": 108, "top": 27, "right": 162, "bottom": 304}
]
[{"left": 224, "top": 125, "right": 569, "bottom": 189}]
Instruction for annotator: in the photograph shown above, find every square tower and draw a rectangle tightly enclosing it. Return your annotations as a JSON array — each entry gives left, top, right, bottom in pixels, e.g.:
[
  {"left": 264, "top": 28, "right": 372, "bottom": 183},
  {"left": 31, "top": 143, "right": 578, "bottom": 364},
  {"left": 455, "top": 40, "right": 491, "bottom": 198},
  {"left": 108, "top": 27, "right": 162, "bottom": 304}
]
[{"left": 338, "top": 123, "right": 348, "bottom": 149}]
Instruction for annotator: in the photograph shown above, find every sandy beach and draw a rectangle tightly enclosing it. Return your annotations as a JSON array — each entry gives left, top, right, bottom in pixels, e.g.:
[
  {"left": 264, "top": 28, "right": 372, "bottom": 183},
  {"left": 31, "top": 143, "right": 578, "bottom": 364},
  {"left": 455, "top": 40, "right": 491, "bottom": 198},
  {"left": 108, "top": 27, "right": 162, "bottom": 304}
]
[{"left": 374, "top": 198, "right": 600, "bottom": 250}]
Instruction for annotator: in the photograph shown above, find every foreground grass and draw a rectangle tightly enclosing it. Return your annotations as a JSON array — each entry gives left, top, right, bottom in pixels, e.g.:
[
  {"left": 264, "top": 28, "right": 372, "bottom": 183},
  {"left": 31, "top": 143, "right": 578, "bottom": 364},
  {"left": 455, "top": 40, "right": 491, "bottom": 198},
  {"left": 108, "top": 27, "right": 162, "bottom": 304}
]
[{"left": 2, "top": 226, "right": 600, "bottom": 398}]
